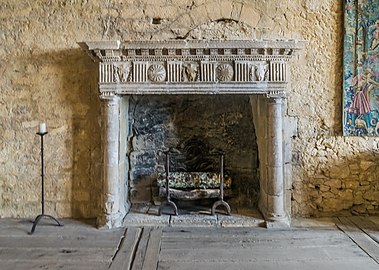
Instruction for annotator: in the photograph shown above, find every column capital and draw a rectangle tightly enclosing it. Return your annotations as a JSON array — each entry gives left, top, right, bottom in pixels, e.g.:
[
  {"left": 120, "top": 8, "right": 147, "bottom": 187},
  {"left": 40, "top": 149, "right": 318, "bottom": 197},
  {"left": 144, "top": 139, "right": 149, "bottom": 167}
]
[
  {"left": 100, "top": 92, "right": 120, "bottom": 101},
  {"left": 266, "top": 91, "right": 286, "bottom": 100}
]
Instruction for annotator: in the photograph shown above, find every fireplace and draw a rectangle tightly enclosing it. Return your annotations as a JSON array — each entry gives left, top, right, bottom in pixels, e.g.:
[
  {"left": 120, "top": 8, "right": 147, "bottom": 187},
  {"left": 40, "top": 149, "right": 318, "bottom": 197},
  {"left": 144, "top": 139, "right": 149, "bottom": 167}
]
[{"left": 79, "top": 39, "right": 304, "bottom": 228}]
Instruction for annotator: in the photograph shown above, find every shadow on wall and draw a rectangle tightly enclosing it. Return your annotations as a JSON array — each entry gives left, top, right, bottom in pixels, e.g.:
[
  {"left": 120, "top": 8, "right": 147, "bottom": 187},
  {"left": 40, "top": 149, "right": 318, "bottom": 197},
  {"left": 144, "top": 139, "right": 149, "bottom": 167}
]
[{"left": 27, "top": 48, "right": 101, "bottom": 219}]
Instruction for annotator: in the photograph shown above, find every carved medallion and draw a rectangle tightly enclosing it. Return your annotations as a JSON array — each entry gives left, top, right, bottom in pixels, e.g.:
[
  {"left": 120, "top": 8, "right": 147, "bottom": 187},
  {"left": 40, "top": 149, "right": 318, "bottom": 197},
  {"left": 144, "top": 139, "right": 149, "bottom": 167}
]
[
  {"left": 216, "top": 63, "right": 234, "bottom": 81},
  {"left": 147, "top": 64, "right": 166, "bottom": 82}
]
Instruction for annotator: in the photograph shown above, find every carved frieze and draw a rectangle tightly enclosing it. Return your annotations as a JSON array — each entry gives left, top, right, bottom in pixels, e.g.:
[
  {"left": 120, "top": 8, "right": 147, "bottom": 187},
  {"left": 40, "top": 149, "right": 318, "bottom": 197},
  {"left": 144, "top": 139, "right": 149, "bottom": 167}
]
[
  {"left": 79, "top": 39, "right": 305, "bottom": 94},
  {"left": 99, "top": 60, "right": 287, "bottom": 84}
]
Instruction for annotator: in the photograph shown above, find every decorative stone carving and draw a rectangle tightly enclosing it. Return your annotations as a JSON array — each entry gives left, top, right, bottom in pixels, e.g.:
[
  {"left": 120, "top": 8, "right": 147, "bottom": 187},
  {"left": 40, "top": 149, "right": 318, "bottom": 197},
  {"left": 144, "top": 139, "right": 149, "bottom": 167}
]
[
  {"left": 113, "top": 63, "right": 131, "bottom": 83},
  {"left": 216, "top": 63, "right": 234, "bottom": 81},
  {"left": 270, "top": 62, "right": 286, "bottom": 82},
  {"left": 147, "top": 63, "right": 166, "bottom": 82},
  {"left": 255, "top": 63, "right": 269, "bottom": 81},
  {"left": 79, "top": 39, "right": 305, "bottom": 93},
  {"left": 133, "top": 61, "right": 148, "bottom": 82},
  {"left": 235, "top": 61, "right": 250, "bottom": 82},
  {"left": 249, "top": 64, "right": 256, "bottom": 81},
  {"left": 200, "top": 61, "right": 217, "bottom": 82},
  {"left": 167, "top": 61, "right": 182, "bottom": 82},
  {"left": 182, "top": 62, "right": 199, "bottom": 82},
  {"left": 78, "top": 39, "right": 305, "bottom": 229}
]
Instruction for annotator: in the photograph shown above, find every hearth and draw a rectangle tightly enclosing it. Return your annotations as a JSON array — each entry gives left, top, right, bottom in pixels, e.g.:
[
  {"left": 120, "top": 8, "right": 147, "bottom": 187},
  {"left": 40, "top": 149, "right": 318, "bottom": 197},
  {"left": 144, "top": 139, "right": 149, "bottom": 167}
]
[{"left": 79, "top": 39, "right": 305, "bottom": 228}]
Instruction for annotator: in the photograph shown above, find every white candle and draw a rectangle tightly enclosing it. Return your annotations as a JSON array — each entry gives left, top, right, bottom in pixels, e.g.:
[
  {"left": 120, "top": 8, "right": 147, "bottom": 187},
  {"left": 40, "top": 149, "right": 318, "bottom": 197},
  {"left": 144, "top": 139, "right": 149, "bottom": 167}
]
[{"left": 39, "top": 122, "right": 46, "bottom": 133}]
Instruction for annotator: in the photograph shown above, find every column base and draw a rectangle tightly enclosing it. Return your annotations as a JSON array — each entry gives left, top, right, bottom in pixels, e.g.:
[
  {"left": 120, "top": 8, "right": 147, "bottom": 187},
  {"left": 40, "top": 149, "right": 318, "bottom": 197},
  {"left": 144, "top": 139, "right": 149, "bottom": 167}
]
[
  {"left": 97, "top": 211, "right": 127, "bottom": 229},
  {"left": 258, "top": 194, "right": 290, "bottom": 228},
  {"left": 264, "top": 215, "right": 290, "bottom": 229}
]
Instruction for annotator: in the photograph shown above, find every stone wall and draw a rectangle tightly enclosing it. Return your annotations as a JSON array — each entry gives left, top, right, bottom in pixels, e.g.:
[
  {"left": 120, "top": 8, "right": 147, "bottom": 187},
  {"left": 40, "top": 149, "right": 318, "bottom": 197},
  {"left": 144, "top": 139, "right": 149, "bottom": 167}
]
[{"left": 1, "top": 0, "right": 378, "bottom": 219}]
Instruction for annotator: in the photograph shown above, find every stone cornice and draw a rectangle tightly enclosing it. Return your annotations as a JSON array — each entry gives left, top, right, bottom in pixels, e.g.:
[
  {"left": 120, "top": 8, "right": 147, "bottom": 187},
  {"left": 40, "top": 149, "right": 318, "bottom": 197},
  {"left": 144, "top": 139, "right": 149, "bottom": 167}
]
[{"left": 78, "top": 39, "right": 305, "bottom": 97}]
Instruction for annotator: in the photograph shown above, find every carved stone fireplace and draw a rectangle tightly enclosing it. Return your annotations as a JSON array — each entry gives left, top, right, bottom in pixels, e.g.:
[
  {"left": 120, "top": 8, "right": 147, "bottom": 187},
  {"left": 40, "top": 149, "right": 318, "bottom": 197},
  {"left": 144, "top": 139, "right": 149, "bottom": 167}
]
[{"left": 79, "top": 39, "right": 304, "bottom": 229}]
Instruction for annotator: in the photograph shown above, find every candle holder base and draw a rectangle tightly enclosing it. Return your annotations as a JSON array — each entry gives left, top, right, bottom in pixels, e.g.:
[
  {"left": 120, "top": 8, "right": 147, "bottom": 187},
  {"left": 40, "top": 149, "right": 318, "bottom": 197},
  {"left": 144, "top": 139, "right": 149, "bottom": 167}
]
[{"left": 29, "top": 214, "right": 63, "bottom": 235}]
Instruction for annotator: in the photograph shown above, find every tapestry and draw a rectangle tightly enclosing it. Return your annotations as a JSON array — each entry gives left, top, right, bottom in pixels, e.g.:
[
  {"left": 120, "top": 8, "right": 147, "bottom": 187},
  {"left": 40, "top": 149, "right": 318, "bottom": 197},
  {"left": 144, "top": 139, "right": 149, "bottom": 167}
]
[{"left": 343, "top": 0, "right": 379, "bottom": 135}]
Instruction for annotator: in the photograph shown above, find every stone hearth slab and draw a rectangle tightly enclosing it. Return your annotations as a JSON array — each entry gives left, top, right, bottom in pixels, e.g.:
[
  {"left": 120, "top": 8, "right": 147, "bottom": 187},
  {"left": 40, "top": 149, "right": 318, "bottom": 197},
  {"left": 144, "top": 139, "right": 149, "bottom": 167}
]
[
  {"left": 170, "top": 214, "right": 218, "bottom": 227},
  {"left": 123, "top": 213, "right": 170, "bottom": 227}
]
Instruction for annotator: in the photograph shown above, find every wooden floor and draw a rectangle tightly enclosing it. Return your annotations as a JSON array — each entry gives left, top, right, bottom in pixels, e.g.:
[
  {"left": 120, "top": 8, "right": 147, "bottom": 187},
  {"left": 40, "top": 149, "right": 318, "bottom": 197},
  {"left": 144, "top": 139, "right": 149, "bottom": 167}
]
[{"left": 1, "top": 216, "right": 379, "bottom": 269}]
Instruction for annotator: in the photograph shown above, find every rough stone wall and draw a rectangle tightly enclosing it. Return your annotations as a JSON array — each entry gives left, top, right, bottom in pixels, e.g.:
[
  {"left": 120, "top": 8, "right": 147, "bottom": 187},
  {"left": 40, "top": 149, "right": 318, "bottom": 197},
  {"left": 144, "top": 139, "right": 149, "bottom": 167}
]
[{"left": 1, "top": 0, "right": 378, "bottom": 219}]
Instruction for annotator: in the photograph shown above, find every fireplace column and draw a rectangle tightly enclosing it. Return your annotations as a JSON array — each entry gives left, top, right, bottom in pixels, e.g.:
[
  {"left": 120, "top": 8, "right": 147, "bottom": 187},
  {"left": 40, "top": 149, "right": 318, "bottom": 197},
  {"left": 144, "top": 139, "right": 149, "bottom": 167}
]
[
  {"left": 266, "top": 95, "right": 289, "bottom": 227},
  {"left": 98, "top": 95, "right": 129, "bottom": 228}
]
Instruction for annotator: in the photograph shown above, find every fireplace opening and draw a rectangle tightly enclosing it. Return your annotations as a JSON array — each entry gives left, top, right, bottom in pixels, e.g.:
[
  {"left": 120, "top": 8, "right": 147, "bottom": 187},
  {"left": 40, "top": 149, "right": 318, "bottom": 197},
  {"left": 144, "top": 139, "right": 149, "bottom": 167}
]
[{"left": 128, "top": 95, "right": 260, "bottom": 214}]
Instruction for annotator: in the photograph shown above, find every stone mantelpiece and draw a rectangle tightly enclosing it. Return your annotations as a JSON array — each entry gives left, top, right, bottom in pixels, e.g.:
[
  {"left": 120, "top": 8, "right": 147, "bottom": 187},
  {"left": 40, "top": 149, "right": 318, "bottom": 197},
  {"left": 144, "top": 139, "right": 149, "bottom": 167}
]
[{"left": 79, "top": 39, "right": 304, "bottom": 229}]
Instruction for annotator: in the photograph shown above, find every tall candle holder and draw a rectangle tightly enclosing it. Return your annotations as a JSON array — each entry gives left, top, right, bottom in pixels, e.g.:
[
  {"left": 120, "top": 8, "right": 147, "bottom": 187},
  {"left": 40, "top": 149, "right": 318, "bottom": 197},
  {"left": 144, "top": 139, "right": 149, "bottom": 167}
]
[{"left": 29, "top": 131, "right": 63, "bottom": 234}]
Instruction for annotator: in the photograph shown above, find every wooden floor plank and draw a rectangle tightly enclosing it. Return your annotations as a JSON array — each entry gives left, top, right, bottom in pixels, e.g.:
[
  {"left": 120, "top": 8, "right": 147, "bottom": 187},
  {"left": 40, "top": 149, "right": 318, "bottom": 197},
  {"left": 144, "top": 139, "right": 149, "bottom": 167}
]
[
  {"left": 161, "top": 227, "right": 344, "bottom": 240},
  {"left": 158, "top": 258, "right": 379, "bottom": 270},
  {"left": 350, "top": 216, "right": 379, "bottom": 244},
  {"left": 336, "top": 217, "right": 379, "bottom": 264},
  {"left": 159, "top": 244, "right": 366, "bottom": 262},
  {"left": 132, "top": 227, "right": 152, "bottom": 270},
  {"left": 142, "top": 227, "right": 163, "bottom": 270},
  {"left": 1, "top": 218, "right": 379, "bottom": 270},
  {"left": 161, "top": 238, "right": 350, "bottom": 250},
  {"left": 0, "top": 233, "right": 123, "bottom": 248},
  {"left": 0, "top": 247, "right": 115, "bottom": 262},
  {"left": 0, "top": 219, "right": 124, "bottom": 236},
  {"left": 0, "top": 261, "right": 109, "bottom": 270},
  {"left": 159, "top": 220, "right": 379, "bottom": 269},
  {"left": 109, "top": 227, "right": 142, "bottom": 270}
]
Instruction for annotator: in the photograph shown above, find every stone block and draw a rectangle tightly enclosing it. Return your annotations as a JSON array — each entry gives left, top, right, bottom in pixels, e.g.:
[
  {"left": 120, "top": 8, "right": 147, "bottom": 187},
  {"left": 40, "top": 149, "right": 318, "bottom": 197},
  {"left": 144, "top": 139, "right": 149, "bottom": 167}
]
[
  {"left": 239, "top": 4, "right": 260, "bottom": 27},
  {"left": 189, "top": 5, "right": 210, "bottom": 24},
  {"left": 348, "top": 163, "right": 360, "bottom": 175},
  {"left": 230, "top": 2, "right": 243, "bottom": 21},
  {"left": 132, "top": 133, "right": 165, "bottom": 151},
  {"left": 218, "top": 214, "right": 263, "bottom": 228},
  {"left": 205, "top": 2, "right": 222, "bottom": 21},
  {"left": 338, "top": 189, "right": 353, "bottom": 201},
  {"left": 220, "top": 1, "right": 233, "bottom": 19},
  {"left": 266, "top": 194, "right": 285, "bottom": 216},
  {"left": 324, "top": 179, "right": 342, "bottom": 189},
  {"left": 360, "top": 160, "right": 376, "bottom": 171},
  {"left": 146, "top": 5, "right": 179, "bottom": 20},
  {"left": 119, "top": 7, "right": 144, "bottom": 20},
  {"left": 321, "top": 198, "right": 347, "bottom": 212},
  {"left": 170, "top": 214, "right": 217, "bottom": 227},
  {"left": 55, "top": 202, "right": 72, "bottom": 217},
  {"left": 353, "top": 191, "right": 365, "bottom": 205},
  {"left": 266, "top": 167, "right": 284, "bottom": 196},
  {"left": 329, "top": 165, "right": 351, "bottom": 179},
  {"left": 363, "top": 191, "right": 379, "bottom": 202},
  {"left": 343, "top": 179, "right": 359, "bottom": 189},
  {"left": 172, "top": 13, "right": 194, "bottom": 28}
]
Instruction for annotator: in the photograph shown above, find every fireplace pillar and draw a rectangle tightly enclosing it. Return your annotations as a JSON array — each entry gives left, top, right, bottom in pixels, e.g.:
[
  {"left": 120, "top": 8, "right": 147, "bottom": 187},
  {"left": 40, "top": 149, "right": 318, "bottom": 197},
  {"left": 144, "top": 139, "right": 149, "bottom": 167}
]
[
  {"left": 265, "top": 96, "right": 288, "bottom": 227},
  {"left": 98, "top": 95, "right": 130, "bottom": 228}
]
